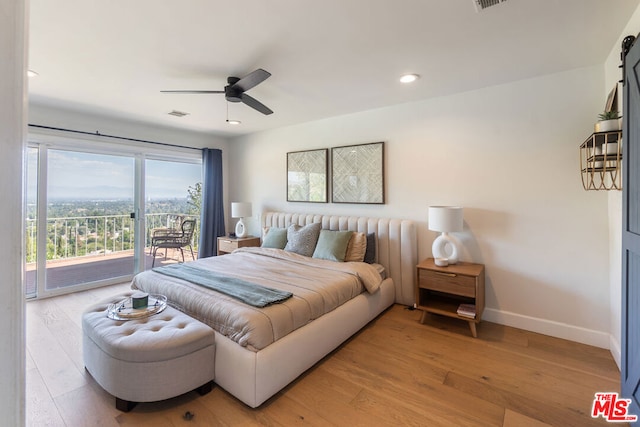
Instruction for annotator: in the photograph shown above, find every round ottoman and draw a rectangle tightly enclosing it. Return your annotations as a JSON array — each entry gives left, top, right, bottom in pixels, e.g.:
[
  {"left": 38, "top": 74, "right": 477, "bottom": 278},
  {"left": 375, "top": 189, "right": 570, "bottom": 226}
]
[{"left": 82, "top": 292, "right": 215, "bottom": 411}]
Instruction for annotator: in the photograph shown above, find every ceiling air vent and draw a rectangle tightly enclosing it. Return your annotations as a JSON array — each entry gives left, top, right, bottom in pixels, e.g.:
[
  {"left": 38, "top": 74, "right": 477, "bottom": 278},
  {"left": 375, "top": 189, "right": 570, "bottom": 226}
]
[
  {"left": 473, "top": 0, "right": 507, "bottom": 12},
  {"left": 168, "top": 110, "right": 189, "bottom": 117}
]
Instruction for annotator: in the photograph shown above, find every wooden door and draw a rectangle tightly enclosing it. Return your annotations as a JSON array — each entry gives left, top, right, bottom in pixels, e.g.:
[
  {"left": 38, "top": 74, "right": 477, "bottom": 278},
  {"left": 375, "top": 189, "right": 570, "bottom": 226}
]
[{"left": 622, "top": 34, "right": 640, "bottom": 416}]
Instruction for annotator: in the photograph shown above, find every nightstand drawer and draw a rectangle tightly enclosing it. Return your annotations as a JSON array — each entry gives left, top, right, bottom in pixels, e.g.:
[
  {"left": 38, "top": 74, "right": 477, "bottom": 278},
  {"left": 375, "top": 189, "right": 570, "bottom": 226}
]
[
  {"left": 419, "top": 269, "right": 476, "bottom": 297},
  {"left": 217, "top": 236, "right": 261, "bottom": 255},
  {"left": 218, "top": 238, "right": 238, "bottom": 254}
]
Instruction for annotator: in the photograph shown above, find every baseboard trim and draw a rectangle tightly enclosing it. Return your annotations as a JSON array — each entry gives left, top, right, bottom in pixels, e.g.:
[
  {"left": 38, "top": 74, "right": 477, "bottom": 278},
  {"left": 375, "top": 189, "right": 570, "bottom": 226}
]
[
  {"left": 609, "top": 335, "right": 621, "bottom": 370},
  {"left": 482, "top": 308, "right": 610, "bottom": 349}
]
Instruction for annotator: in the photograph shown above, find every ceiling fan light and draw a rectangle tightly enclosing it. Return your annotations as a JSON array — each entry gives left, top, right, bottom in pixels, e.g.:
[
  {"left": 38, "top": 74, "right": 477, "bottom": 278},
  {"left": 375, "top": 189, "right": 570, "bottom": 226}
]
[{"left": 400, "top": 73, "right": 419, "bottom": 83}]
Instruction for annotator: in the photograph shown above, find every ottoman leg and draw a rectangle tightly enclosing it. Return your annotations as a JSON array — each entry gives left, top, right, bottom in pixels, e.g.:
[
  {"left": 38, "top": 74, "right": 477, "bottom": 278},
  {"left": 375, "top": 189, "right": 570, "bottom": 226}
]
[
  {"left": 116, "top": 397, "right": 137, "bottom": 412},
  {"left": 196, "top": 380, "right": 214, "bottom": 396}
]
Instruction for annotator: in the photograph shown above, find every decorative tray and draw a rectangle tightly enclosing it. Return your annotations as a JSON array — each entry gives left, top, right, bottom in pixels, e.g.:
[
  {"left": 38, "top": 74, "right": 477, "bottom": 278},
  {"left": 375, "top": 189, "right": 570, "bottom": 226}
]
[{"left": 106, "top": 294, "right": 167, "bottom": 320}]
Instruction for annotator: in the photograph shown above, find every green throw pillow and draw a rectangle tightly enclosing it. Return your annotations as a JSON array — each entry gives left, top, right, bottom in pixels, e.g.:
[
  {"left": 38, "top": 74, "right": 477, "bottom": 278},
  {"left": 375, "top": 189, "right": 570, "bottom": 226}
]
[
  {"left": 312, "top": 229, "right": 353, "bottom": 262},
  {"left": 261, "top": 227, "right": 288, "bottom": 249}
]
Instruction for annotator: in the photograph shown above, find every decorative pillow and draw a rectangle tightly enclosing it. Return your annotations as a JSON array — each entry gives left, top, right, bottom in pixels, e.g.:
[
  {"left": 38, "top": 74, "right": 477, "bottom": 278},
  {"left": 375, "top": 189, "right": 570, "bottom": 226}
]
[
  {"left": 364, "top": 232, "right": 376, "bottom": 264},
  {"left": 284, "top": 223, "right": 322, "bottom": 257},
  {"left": 312, "top": 230, "right": 354, "bottom": 262},
  {"left": 344, "top": 232, "right": 367, "bottom": 262},
  {"left": 261, "top": 227, "right": 288, "bottom": 249}
]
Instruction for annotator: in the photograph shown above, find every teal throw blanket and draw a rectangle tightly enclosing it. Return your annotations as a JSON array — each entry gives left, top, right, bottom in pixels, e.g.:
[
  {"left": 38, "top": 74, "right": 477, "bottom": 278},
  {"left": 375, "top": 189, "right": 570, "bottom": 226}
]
[{"left": 152, "top": 263, "right": 293, "bottom": 307}]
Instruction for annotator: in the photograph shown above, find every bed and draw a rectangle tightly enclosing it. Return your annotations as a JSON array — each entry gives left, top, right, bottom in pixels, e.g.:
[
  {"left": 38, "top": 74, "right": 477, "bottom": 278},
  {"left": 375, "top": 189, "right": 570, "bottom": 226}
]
[{"left": 131, "top": 211, "right": 417, "bottom": 408}]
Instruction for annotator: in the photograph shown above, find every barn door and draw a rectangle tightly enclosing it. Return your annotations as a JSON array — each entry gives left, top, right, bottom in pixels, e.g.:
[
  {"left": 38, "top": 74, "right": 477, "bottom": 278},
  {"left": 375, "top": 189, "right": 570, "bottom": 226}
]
[{"left": 622, "top": 34, "right": 640, "bottom": 416}]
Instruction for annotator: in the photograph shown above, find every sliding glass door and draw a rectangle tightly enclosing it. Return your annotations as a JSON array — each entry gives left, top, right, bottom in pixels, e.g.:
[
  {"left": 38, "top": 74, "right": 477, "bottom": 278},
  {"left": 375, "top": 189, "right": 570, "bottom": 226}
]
[
  {"left": 26, "top": 146, "right": 137, "bottom": 297},
  {"left": 25, "top": 141, "right": 202, "bottom": 298},
  {"left": 144, "top": 158, "right": 202, "bottom": 270},
  {"left": 45, "top": 149, "right": 136, "bottom": 290}
]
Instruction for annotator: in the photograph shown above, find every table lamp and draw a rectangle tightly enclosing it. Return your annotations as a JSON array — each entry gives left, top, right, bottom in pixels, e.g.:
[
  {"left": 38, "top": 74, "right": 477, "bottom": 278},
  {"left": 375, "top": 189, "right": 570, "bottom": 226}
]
[
  {"left": 231, "top": 202, "right": 252, "bottom": 238},
  {"left": 428, "top": 206, "right": 463, "bottom": 265}
]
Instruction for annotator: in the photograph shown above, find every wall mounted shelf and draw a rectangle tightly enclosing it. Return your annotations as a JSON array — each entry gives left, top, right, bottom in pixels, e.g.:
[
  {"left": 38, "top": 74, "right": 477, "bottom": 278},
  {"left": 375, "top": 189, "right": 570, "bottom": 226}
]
[{"left": 580, "top": 130, "right": 622, "bottom": 191}]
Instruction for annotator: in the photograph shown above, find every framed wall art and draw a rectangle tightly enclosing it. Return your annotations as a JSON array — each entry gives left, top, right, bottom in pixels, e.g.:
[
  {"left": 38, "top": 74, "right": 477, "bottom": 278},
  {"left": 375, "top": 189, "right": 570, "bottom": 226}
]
[
  {"left": 331, "top": 141, "right": 384, "bottom": 204},
  {"left": 286, "top": 148, "right": 328, "bottom": 202}
]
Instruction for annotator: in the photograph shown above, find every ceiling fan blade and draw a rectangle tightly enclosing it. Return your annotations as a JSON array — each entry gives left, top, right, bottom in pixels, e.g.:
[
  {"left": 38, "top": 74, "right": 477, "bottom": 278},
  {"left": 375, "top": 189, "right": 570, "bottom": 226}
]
[
  {"left": 233, "top": 69, "right": 271, "bottom": 92},
  {"left": 241, "top": 93, "right": 273, "bottom": 115},
  {"left": 160, "top": 90, "right": 225, "bottom": 94}
]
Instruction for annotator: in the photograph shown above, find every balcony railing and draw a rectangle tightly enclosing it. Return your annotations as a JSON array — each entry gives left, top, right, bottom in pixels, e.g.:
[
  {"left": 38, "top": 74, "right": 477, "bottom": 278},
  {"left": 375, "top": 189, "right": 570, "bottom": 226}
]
[{"left": 25, "top": 213, "right": 199, "bottom": 263}]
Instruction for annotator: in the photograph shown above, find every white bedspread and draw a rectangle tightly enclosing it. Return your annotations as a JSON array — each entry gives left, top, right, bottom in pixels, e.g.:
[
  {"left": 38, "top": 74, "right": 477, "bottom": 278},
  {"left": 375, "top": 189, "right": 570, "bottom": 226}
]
[{"left": 131, "top": 247, "right": 383, "bottom": 351}]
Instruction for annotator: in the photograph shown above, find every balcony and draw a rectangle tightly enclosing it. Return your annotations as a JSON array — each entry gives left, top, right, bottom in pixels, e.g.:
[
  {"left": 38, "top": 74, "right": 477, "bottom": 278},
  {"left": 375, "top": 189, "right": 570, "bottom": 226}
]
[{"left": 25, "top": 213, "right": 199, "bottom": 296}]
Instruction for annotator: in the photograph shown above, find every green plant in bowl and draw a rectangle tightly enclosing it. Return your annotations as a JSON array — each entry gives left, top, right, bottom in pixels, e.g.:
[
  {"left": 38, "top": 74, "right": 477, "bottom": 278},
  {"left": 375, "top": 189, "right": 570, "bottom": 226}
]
[{"left": 598, "top": 110, "right": 620, "bottom": 120}]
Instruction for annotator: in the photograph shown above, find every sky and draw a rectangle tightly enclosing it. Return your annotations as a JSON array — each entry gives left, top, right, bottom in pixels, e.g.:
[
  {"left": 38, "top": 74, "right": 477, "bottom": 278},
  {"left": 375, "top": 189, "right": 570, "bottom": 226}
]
[{"left": 27, "top": 148, "right": 202, "bottom": 201}]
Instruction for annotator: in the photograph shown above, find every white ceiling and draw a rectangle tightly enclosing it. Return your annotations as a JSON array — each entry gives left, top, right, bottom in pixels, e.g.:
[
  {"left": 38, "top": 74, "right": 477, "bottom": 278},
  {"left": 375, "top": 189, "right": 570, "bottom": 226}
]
[{"left": 28, "top": 0, "right": 640, "bottom": 138}]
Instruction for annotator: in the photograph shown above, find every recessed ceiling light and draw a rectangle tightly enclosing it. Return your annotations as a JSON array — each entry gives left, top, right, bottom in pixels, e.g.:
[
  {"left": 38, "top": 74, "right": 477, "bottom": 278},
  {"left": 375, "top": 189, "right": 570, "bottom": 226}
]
[
  {"left": 27, "top": 70, "right": 39, "bottom": 78},
  {"left": 227, "top": 120, "right": 241, "bottom": 125},
  {"left": 400, "top": 74, "right": 419, "bottom": 83}
]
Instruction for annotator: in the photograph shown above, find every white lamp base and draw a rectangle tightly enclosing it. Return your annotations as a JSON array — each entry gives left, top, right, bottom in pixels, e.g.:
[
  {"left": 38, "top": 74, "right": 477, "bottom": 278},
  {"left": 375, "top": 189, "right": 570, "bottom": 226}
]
[
  {"left": 235, "top": 218, "right": 247, "bottom": 238},
  {"left": 432, "top": 232, "right": 460, "bottom": 264}
]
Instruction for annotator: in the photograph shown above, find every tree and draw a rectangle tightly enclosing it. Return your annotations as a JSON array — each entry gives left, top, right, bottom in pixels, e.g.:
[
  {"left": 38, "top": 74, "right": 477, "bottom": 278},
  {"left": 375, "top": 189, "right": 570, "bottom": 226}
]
[{"left": 187, "top": 182, "right": 202, "bottom": 216}]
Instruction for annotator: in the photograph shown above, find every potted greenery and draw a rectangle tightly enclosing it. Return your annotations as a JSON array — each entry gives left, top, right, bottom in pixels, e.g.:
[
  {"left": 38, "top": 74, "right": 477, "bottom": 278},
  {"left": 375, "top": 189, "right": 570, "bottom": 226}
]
[
  {"left": 595, "top": 110, "right": 621, "bottom": 132},
  {"left": 594, "top": 110, "right": 622, "bottom": 157}
]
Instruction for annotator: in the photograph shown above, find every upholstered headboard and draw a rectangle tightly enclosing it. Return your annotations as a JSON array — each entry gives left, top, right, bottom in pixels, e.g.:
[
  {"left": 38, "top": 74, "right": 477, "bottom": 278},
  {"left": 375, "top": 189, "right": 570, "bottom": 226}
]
[{"left": 261, "top": 212, "right": 417, "bottom": 306}]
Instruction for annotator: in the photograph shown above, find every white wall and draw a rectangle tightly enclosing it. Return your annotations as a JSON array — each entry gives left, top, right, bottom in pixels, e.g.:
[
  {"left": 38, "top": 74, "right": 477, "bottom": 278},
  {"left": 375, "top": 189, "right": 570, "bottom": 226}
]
[
  {"left": 603, "top": 3, "right": 640, "bottom": 369},
  {"left": 0, "top": 0, "right": 26, "bottom": 424},
  {"left": 228, "top": 65, "right": 613, "bottom": 348}
]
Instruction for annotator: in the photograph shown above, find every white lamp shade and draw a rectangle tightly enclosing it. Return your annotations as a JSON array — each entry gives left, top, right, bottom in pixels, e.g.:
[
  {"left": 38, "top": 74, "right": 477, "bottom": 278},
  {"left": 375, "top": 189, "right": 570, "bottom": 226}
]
[
  {"left": 231, "top": 202, "right": 252, "bottom": 218},
  {"left": 428, "top": 206, "right": 463, "bottom": 232}
]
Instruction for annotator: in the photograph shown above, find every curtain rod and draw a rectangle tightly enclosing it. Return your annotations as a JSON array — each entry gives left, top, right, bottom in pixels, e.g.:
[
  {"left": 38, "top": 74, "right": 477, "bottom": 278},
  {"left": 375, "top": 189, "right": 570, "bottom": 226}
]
[{"left": 28, "top": 124, "right": 203, "bottom": 152}]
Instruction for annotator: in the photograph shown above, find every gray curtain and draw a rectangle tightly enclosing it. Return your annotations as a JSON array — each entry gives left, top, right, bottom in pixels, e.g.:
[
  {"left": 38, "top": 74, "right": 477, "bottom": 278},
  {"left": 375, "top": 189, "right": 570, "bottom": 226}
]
[{"left": 198, "top": 148, "right": 225, "bottom": 257}]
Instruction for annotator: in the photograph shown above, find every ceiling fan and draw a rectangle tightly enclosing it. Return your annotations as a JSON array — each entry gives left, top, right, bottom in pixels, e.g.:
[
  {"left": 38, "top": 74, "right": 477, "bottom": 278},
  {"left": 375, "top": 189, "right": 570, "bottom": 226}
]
[{"left": 161, "top": 68, "right": 273, "bottom": 115}]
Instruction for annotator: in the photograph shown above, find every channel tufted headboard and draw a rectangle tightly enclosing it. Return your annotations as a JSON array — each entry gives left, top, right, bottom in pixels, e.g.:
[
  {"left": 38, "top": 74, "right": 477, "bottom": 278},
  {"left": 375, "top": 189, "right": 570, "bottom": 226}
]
[{"left": 261, "top": 212, "right": 417, "bottom": 306}]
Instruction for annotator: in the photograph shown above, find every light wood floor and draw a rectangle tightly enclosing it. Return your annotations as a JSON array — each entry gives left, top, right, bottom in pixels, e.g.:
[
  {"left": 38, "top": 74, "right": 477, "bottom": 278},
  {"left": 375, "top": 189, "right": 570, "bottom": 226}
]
[{"left": 26, "top": 283, "right": 623, "bottom": 426}]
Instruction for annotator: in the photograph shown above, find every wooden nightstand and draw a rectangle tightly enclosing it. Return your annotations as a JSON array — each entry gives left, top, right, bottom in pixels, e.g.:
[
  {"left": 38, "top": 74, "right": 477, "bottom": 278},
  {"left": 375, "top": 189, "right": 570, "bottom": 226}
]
[
  {"left": 217, "top": 236, "right": 261, "bottom": 255},
  {"left": 415, "top": 258, "right": 485, "bottom": 337}
]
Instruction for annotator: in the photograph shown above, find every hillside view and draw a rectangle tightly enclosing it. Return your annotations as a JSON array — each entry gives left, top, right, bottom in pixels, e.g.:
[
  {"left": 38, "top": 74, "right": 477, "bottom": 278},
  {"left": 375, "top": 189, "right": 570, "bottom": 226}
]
[{"left": 25, "top": 184, "right": 201, "bottom": 263}]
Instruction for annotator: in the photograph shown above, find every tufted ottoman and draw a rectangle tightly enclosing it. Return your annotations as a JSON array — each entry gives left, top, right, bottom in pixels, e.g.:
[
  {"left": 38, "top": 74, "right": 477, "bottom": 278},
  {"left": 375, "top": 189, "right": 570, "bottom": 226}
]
[{"left": 82, "top": 292, "right": 216, "bottom": 412}]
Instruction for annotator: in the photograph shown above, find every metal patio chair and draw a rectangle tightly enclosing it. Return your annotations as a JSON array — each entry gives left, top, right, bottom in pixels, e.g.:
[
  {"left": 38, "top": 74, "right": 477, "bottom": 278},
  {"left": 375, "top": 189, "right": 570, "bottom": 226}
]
[{"left": 151, "top": 219, "right": 196, "bottom": 267}]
